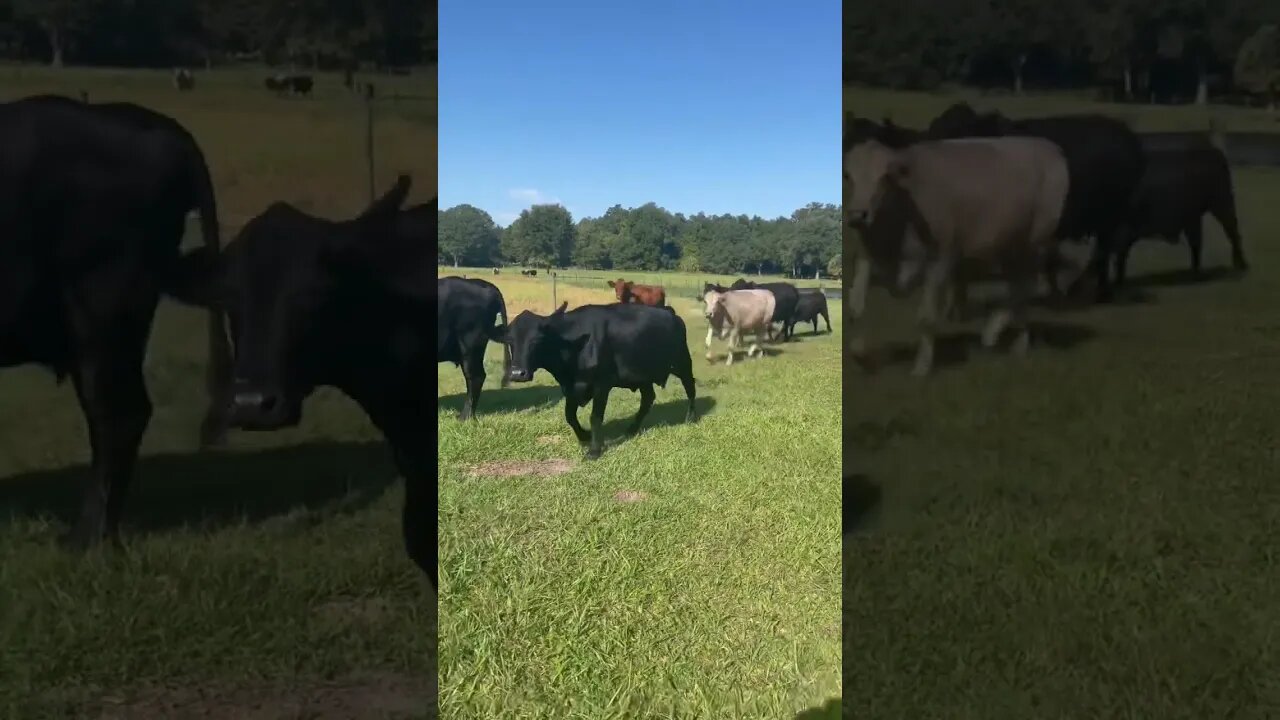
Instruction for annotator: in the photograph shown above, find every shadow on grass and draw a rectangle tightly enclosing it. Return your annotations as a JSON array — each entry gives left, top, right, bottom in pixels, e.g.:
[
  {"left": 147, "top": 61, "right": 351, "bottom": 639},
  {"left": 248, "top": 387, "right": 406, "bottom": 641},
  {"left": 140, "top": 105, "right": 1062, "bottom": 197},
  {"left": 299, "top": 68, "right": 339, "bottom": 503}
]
[
  {"left": 0, "top": 439, "right": 395, "bottom": 536},
  {"left": 437, "top": 384, "right": 563, "bottom": 417},
  {"left": 860, "top": 321, "right": 1098, "bottom": 374},
  {"left": 599, "top": 396, "right": 717, "bottom": 441},
  {"left": 843, "top": 473, "right": 882, "bottom": 536},
  {"left": 795, "top": 697, "right": 841, "bottom": 719},
  {"left": 1123, "top": 265, "right": 1245, "bottom": 290}
]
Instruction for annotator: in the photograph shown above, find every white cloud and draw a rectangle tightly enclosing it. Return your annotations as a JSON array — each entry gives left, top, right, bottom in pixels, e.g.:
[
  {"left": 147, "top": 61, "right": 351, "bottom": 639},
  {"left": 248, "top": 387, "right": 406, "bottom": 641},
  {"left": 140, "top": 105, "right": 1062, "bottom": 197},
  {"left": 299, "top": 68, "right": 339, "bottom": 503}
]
[{"left": 508, "top": 188, "right": 561, "bottom": 206}]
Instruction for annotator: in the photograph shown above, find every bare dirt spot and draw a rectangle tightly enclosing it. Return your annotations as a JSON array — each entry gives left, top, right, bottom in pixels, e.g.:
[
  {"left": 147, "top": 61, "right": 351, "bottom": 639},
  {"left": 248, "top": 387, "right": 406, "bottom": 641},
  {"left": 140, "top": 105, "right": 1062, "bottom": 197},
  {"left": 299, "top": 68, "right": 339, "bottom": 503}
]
[
  {"left": 315, "top": 597, "right": 393, "bottom": 627},
  {"left": 535, "top": 435, "right": 560, "bottom": 445},
  {"left": 613, "top": 490, "right": 648, "bottom": 503},
  {"left": 469, "top": 459, "right": 574, "bottom": 478},
  {"left": 88, "top": 672, "right": 432, "bottom": 719}
]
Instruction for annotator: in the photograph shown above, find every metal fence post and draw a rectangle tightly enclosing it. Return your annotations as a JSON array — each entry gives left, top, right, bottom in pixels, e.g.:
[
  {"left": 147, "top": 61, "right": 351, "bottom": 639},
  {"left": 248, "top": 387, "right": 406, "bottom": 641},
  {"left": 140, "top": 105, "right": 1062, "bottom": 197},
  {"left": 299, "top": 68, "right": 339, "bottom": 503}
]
[
  {"left": 80, "top": 89, "right": 88, "bottom": 102},
  {"left": 364, "top": 82, "right": 376, "bottom": 203}
]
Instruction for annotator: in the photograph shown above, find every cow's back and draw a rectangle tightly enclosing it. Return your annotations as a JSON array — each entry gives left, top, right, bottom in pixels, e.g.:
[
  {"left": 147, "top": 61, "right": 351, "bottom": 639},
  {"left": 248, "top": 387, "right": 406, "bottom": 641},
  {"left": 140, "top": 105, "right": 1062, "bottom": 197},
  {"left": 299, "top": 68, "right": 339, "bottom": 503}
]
[
  {"left": 903, "top": 137, "right": 1068, "bottom": 257},
  {"left": 722, "top": 289, "right": 775, "bottom": 329}
]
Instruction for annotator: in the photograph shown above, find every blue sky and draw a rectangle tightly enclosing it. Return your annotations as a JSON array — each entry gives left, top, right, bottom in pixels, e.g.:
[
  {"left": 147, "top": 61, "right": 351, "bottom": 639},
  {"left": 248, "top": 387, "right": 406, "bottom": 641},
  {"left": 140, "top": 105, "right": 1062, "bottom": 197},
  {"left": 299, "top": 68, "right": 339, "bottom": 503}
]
[{"left": 439, "top": 1, "right": 839, "bottom": 226}]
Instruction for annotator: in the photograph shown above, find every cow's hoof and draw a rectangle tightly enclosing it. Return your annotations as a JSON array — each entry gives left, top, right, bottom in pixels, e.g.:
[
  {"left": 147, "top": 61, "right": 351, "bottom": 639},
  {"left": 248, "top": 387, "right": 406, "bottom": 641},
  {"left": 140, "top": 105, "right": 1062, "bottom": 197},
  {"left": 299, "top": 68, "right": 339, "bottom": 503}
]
[{"left": 585, "top": 448, "right": 602, "bottom": 460}]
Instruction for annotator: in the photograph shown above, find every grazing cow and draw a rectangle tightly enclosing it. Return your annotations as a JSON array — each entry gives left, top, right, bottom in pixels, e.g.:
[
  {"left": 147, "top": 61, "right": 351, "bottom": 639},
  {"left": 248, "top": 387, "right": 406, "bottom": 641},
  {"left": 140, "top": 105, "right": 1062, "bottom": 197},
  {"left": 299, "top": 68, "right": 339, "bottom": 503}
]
[
  {"left": 438, "top": 277, "right": 510, "bottom": 419},
  {"left": 701, "top": 289, "right": 776, "bottom": 365},
  {"left": 286, "top": 75, "right": 314, "bottom": 96},
  {"left": 1113, "top": 144, "right": 1248, "bottom": 285},
  {"left": 173, "top": 68, "right": 195, "bottom": 91},
  {"left": 492, "top": 268, "right": 500, "bottom": 275},
  {"left": 607, "top": 279, "right": 667, "bottom": 307},
  {"left": 166, "top": 176, "right": 436, "bottom": 586},
  {"left": 728, "top": 279, "right": 800, "bottom": 340},
  {"left": 793, "top": 290, "right": 832, "bottom": 334},
  {"left": 0, "top": 95, "right": 230, "bottom": 548},
  {"left": 264, "top": 75, "right": 287, "bottom": 94},
  {"left": 924, "top": 103, "right": 1146, "bottom": 302},
  {"left": 844, "top": 136, "right": 1070, "bottom": 376},
  {"left": 504, "top": 302, "right": 697, "bottom": 459}
]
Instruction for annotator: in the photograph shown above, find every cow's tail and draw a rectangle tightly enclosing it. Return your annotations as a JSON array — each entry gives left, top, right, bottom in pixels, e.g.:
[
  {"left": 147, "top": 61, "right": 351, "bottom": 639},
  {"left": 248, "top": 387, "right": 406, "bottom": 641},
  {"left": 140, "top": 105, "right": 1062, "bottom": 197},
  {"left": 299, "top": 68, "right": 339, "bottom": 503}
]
[
  {"left": 192, "top": 149, "right": 232, "bottom": 447},
  {"left": 497, "top": 292, "right": 512, "bottom": 387}
]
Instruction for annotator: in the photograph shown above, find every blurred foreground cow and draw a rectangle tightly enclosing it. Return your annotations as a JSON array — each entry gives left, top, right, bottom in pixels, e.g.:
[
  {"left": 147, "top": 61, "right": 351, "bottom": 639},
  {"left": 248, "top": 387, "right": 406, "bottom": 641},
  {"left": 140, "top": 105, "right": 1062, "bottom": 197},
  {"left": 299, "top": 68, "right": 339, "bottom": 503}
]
[
  {"left": 793, "top": 290, "right": 832, "bottom": 334},
  {"left": 0, "top": 94, "right": 229, "bottom": 548},
  {"left": 729, "top": 279, "right": 799, "bottom": 340},
  {"left": 1116, "top": 142, "right": 1248, "bottom": 285},
  {"left": 844, "top": 136, "right": 1070, "bottom": 375},
  {"left": 607, "top": 279, "right": 666, "bottom": 307},
  {"left": 438, "top": 276, "right": 510, "bottom": 420},
  {"left": 504, "top": 302, "right": 697, "bottom": 459},
  {"left": 701, "top": 288, "right": 776, "bottom": 365},
  {"left": 167, "top": 175, "right": 436, "bottom": 586}
]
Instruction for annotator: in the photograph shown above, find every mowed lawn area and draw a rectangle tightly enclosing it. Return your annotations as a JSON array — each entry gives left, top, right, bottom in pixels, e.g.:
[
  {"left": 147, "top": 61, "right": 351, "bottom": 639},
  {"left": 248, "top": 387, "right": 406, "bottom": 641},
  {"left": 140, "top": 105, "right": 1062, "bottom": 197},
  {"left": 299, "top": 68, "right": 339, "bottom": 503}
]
[
  {"left": 437, "top": 271, "right": 841, "bottom": 718},
  {"left": 0, "top": 67, "right": 435, "bottom": 717},
  {"left": 845, "top": 88, "right": 1280, "bottom": 718}
]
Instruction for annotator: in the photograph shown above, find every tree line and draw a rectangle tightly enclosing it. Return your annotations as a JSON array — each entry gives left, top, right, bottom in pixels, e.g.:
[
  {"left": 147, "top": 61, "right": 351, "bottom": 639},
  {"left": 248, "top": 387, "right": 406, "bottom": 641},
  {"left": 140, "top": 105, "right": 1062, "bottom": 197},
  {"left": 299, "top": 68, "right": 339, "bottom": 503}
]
[
  {"left": 438, "top": 202, "right": 843, "bottom": 278},
  {"left": 846, "top": 0, "right": 1280, "bottom": 105},
  {"left": 0, "top": 0, "right": 435, "bottom": 69}
]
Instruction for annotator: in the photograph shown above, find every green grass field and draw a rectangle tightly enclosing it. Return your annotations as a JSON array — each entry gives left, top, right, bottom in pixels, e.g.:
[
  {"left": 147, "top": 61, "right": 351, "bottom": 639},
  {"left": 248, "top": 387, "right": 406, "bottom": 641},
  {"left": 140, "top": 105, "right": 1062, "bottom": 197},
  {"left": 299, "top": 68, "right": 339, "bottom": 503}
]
[
  {"left": 0, "top": 66, "right": 435, "bottom": 718},
  {"left": 844, "top": 88, "right": 1280, "bottom": 718},
  {"left": 437, "top": 273, "right": 841, "bottom": 718}
]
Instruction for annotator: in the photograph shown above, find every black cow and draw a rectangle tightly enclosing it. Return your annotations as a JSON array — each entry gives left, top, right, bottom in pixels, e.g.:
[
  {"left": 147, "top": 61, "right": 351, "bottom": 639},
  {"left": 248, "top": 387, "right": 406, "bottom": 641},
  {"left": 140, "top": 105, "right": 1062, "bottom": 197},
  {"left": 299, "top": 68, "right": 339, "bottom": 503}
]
[
  {"left": 729, "top": 279, "right": 800, "bottom": 340},
  {"left": 504, "top": 302, "right": 697, "bottom": 460},
  {"left": 264, "top": 75, "right": 287, "bottom": 93},
  {"left": 167, "top": 175, "right": 435, "bottom": 586},
  {"left": 924, "top": 103, "right": 1146, "bottom": 302},
  {"left": 1113, "top": 144, "right": 1248, "bottom": 285},
  {"left": 0, "top": 95, "right": 230, "bottom": 547},
  {"left": 438, "top": 277, "right": 510, "bottom": 420},
  {"left": 287, "top": 75, "right": 314, "bottom": 96},
  {"left": 793, "top": 290, "right": 832, "bottom": 334}
]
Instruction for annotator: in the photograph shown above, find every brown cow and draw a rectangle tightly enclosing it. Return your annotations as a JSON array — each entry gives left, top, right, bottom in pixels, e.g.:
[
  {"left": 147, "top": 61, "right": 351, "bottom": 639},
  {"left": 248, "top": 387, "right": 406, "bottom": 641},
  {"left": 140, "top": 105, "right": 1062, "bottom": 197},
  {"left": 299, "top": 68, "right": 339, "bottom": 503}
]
[{"left": 607, "top": 279, "right": 666, "bottom": 307}]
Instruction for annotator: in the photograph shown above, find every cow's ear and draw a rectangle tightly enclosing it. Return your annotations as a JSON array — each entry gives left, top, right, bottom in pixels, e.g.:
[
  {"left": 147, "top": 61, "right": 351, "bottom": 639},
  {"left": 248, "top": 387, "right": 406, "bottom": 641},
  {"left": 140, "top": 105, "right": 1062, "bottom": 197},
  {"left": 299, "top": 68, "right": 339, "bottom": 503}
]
[
  {"left": 606, "top": 280, "right": 615, "bottom": 288},
  {"left": 552, "top": 301, "right": 568, "bottom": 316},
  {"left": 355, "top": 174, "right": 413, "bottom": 237},
  {"left": 165, "top": 246, "right": 225, "bottom": 308}
]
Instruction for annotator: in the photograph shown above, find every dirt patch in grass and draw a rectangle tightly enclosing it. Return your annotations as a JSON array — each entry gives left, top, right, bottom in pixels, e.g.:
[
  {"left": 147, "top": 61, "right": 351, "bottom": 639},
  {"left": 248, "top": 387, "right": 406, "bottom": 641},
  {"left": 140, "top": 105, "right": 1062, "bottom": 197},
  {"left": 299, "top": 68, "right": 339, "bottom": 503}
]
[
  {"left": 535, "top": 435, "right": 560, "bottom": 445},
  {"left": 613, "top": 490, "right": 648, "bottom": 503},
  {"left": 314, "top": 597, "right": 394, "bottom": 627},
  {"left": 469, "top": 459, "right": 574, "bottom": 478},
  {"left": 87, "top": 672, "right": 432, "bottom": 719}
]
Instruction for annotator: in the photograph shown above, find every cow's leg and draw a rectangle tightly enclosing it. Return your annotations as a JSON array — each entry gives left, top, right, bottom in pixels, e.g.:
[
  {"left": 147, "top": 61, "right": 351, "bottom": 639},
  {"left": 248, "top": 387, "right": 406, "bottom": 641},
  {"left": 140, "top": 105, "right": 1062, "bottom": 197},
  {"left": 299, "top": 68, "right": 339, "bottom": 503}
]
[
  {"left": 1007, "top": 268, "right": 1036, "bottom": 357},
  {"left": 704, "top": 325, "right": 714, "bottom": 348},
  {"left": 1211, "top": 194, "right": 1248, "bottom": 271},
  {"left": 563, "top": 394, "right": 590, "bottom": 444},
  {"left": 627, "top": 384, "right": 655, "bottom": 436},
  {"left": 848, "top": 257, "right": 872, "bottom": 358},
  {"left": 458, "top": 338, "right": 485, "bottom": 420},
  {"left": 911, "top": 255, "right": 953, "bottom": 377},
  {"left": 1112, "top": 234, "right": 1135, "bottom": 288},
  {"left": 586, "top": 386, "right": 610, "bottom": 460},
  {"left": 1186, "top": 220, "right": 1204, "bottom": 278},
  {"left": 65, "top": 347, "right": 152, "bottom": 548},
  {"left": 1091, "top": 228, "right": 1119, "bottom": 303},
  {"left": 387, "top": 431, "right": 435, "bottom": 588}
]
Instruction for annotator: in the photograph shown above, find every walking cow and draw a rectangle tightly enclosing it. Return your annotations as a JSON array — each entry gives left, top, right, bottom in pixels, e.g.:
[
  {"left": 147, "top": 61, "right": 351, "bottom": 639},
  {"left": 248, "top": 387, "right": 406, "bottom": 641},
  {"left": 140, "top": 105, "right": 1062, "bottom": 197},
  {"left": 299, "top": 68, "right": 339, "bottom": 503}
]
[
  {"left": 729, "top": 279, "right": 799, "bottom": 340},
  {"left": 793, "top": 289, "right": 832, "bottom": 334},
  {"left": 702, "top": 288, "right": 776, "bottom": 365},
  {"left": 607, "top": 279, "right": 666, "bottom": 307},
  {"left": 844, "top": 136, "right": 1070, "bottom": 376},
  {"left": 438, "top": 277, "right": 511, "bottom": 420},
  {"left": 503, "top": 303, "right": 697, "bottom": 460}
]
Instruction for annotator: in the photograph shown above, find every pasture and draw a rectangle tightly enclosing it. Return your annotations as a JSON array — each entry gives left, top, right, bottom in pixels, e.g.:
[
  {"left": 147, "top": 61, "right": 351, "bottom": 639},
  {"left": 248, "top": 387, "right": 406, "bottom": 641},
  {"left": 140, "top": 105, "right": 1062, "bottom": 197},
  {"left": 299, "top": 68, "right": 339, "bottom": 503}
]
[
  {"left": 844, "top": 88, "right": 1280, "bottom": 717},
  {"left": 437, "top": 271, "right": 842, "bottom": 717},
  {"left": 0, "top": 66, "right": 435, "bottom": 717}
]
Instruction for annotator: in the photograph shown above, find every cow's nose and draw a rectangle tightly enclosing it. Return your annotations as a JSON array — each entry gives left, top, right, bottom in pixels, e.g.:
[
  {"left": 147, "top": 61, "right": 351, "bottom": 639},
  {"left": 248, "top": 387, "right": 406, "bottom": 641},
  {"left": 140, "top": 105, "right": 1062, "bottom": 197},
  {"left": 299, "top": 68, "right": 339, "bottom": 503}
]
[
  {"left": 507, "top": 368, "right": 532, "bottom": 383},
  {"left": 849, "top": 210, "right": 869, "bottom": 225},
  {"left": 228, "top": 382, "right": 285, "bottom": 426}
]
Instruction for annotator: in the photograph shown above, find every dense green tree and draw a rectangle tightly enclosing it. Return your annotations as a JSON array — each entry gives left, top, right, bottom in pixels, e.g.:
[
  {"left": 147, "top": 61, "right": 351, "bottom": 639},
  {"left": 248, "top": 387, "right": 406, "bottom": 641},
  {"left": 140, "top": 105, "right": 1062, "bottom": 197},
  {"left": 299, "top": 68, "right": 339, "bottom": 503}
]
[
  {"left": 438, "top": 204, "right": 499, "bottom": 268},
  {"left": 1235, "top": 24, "right": 1280, "bottom": 108},
  {"left": 502, "top": 204, "right": 575, "bottom": 268}
]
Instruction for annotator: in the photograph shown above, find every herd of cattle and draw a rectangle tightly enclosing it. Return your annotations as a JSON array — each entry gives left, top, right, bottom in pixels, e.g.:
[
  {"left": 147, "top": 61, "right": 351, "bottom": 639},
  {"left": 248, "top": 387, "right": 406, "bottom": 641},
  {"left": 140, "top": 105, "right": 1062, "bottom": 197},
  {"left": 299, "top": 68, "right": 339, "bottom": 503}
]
[
  {"left": 437, "top": 274, "right": 833, "bottom": 459},
  {"left": 843, "top": 101, "right": 1249, "bottom": 375},
  {"left": 0, "top": 94, "right": 435, "bottom": 586}
]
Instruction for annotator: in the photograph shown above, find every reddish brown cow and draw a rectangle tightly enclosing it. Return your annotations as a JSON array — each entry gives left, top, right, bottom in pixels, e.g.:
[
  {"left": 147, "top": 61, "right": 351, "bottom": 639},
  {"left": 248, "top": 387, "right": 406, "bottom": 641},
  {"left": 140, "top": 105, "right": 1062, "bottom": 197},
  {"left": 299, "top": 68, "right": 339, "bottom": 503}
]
[{"left": 607, "top": 279, "right": 666, "bottom": 307}]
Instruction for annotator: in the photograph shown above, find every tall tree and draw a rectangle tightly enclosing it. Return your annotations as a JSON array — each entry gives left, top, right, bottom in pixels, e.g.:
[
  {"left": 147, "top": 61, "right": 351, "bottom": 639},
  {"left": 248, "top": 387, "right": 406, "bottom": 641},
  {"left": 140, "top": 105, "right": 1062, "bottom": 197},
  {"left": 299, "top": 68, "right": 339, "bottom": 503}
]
[
  {"left": 438, "top": 204, "right": 500, "bottom": 267},
  {"left": 502, "top": 204, "right": 575, "bottom": 268}
]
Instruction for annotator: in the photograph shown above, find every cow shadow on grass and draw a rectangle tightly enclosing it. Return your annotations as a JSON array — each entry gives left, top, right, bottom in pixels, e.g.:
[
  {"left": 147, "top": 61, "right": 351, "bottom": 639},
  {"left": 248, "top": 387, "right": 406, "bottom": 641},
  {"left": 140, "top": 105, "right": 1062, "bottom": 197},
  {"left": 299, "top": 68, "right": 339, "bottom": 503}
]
[
  {"left": 0, "top": 440, "right": 397, "bottom": 537},
  {"left": 1125, "top": 265, "right": 1244, "bottom": 290},
  {"left": 868, "top": 321, "right": 1097, "bottom": 373},
  {"left": 437, "top": 384, "right": 563, "bottom": 417},
  {"left": 795, "top": 697, "right": 841, "bottom": 719},
  {"left": 843, "top": 473, "right": 882, "bottom": 536}
]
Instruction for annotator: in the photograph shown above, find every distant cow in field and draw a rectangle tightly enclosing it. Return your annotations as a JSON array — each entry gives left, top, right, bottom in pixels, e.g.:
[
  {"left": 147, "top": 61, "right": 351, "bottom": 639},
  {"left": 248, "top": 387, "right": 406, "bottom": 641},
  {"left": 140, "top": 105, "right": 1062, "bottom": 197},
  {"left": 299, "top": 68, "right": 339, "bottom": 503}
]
[
  {"left": 608, "top": 279, "right": 666, "bottom": 307},
  {"left": 793, "top": 290, "right": 832, "bottom": 334},
  {"left": 438, "top": 276, "right": 511, "bottom": 420},
  {"left": 264, "top": 75, "right": 287, "bottom": 93},
  {"left": 844, "top": 136, "right": 1070, "bottom": 376},
  {"left": 520, "top": 269, "right": 538, "bottom": 277},
  {"left": 702, "top": 289, "right": 776, "bottom": 365},
  {"left": 167, "top": 175, "right": 436, "bottom": 586},
  {"left": 265, "top": 74, "right": 313, "bottom": 96},
  {"left": 1113, "top": 144, "right": 1248, "bottom": 285},
  {"left": 728, "top": 279, "right": 800, "bottom": 340},
  {"left": 504, "top": 302, "right": 697, "bottom": 459},
  {"left": 492, "top": 268, "right": 499, "bottom": 275},
  {"left": 173, "top": 68, "right": 194, "bottom": 91}
]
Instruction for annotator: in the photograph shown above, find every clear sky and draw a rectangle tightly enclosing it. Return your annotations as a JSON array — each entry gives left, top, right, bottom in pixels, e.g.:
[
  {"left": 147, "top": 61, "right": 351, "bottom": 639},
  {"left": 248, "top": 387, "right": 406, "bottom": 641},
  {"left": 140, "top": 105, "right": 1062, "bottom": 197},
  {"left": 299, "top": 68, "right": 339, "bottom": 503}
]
[{"left": 439, "top": 1, "right": 840, "bottom": 226}]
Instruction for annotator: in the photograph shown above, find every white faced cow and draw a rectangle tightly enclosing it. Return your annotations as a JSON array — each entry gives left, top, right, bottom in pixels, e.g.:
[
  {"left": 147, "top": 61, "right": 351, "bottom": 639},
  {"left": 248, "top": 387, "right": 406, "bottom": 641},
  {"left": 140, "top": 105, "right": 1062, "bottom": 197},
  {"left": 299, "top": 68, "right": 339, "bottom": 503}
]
[
  {"left": 844, "top": 136, "right": 1070, "bottom": 376},
  {"left": 701, "top": 288, "right": 776, "bottom": 366}
]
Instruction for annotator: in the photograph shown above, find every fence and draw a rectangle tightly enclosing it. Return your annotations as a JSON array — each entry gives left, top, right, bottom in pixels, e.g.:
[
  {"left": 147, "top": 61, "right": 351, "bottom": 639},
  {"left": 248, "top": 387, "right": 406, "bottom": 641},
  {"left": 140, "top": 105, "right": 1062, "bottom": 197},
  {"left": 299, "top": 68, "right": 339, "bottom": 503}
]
[{"left": 450, "top": 269, "right": 842, "bottom": 309}]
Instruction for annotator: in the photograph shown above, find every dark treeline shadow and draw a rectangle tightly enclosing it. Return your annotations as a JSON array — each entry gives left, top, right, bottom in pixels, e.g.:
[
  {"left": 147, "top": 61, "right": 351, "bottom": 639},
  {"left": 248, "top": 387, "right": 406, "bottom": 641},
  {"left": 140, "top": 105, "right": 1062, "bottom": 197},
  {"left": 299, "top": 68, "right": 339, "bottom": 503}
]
[{"left": 0, "top": 440, "right": 396, "bottom": 536}]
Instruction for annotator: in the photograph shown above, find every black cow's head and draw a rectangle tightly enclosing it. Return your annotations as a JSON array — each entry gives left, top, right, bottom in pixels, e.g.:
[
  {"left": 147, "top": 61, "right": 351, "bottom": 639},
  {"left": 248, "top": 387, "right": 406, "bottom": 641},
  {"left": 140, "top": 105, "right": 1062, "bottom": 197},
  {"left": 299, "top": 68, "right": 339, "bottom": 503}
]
[
  {"left": 505, "top": 302, "right": 590, "bottom": 383},
  {"left": 168, "top": 175, "right": 419, "bottom": 431}
]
